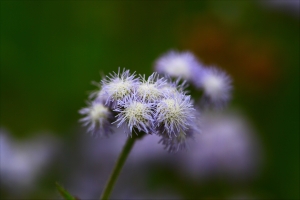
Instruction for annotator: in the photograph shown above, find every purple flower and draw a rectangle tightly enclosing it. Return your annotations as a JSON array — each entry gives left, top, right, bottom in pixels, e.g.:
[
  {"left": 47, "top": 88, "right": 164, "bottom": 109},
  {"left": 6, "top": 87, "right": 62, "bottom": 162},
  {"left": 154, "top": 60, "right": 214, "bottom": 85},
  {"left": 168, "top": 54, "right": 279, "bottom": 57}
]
[
  {"left": 100, "top": 68, "right": 139, "bottom": 108},
  {"left": 196, "top": 67, "right": 232, "bottom": 108},
  {"left": 181, "top": 110, "right": 261, "bottom": 180},
  {"left": 159, "top": 131, "right": 192, "bottom": 153},
  {"left": 79, "top": 101, "right": 113, "bottom": 137},
  {"left": 113, "top": 94, "right": 155, "bottom": 135},
  {"left": 154, "top": 50, "right": 202, "bottom": 82},
  {"left": 161, "top": 76, "right": 189, "bottom": 95},
  {"left": 79, "top": 52, "right": 235, "bottom": 153},
  {"left": 158, "top": 108, "right": 200, "bottom": 152},
  {"left": 155, "top": 93, "right": 195, "bottom": 137},
  {"left": 136, "top": 72, "right": 167, "bottom": 102}
]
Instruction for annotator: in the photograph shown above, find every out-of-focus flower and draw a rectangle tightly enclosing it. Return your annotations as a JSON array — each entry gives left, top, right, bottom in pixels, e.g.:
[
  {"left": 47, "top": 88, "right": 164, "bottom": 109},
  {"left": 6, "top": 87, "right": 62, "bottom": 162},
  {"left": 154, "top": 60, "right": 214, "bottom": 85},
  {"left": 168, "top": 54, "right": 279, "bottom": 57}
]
[
  {"left": 181, "top": 110, "right": 261, "bottom": 181},
  {"left": 154, "top": 50, "right": 202, "bottom": 82},
  {"left": 154, "top": 50, "right": 233, "bottom": 109},
  {"left": 79, "top": 101, "right": 113, "bottom": 137},
  {"left": 159, "top": 130, "right": 193, "bottom": 152},
  {"left": 196, "top": 67, "right": 232, "bottom": 108},
  {"left": 0, "top": 129, "right": 59, "bottom": 192}
]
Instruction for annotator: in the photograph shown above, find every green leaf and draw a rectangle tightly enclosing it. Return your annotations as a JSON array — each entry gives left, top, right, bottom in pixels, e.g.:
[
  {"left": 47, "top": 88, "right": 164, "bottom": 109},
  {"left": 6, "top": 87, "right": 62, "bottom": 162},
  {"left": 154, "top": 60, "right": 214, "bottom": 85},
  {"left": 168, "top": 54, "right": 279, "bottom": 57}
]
[{"left": 55, "top": 182, "right": 78, "bottom": 200}]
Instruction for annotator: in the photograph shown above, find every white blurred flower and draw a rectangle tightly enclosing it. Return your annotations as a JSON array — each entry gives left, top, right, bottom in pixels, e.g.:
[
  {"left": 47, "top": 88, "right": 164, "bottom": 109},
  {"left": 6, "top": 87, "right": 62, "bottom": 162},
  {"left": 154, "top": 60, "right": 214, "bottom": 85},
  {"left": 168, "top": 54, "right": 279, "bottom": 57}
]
[
  {"left": 180, "top": 110, "right": 262, "bottom": 181},
  {"left": 154, "top": 50, "right": 202, "bottom": 82},
  {"left": 79, "top": 101, "right": 113, "bottom": 137},
  {"left": 196, "top": 67, "right": 232, "bottom": 108},
  {"left": 0, "top": 129, "right": 59, "bottom": 191}
]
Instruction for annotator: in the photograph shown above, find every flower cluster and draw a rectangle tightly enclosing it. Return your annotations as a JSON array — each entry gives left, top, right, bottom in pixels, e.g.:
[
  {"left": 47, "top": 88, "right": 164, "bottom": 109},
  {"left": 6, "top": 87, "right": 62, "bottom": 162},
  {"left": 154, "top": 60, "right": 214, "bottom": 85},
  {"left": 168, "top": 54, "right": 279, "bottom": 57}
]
[
  {"left": 80, "top": 50, "right": 232, "bottom": 152},
  {"left": 154, "top": 50, "right": 232, "bottom": 108},
  {"left": 79, "top": 68, "right": 198, "bottom": 152}
]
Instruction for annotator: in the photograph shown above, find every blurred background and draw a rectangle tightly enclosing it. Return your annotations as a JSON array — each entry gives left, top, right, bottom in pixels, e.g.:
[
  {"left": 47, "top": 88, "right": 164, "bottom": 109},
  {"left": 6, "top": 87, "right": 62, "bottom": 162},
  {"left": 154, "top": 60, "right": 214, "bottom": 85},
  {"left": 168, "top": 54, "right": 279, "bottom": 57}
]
[{"left": 0, "top": 0, "right": 299, "bottom": 199}]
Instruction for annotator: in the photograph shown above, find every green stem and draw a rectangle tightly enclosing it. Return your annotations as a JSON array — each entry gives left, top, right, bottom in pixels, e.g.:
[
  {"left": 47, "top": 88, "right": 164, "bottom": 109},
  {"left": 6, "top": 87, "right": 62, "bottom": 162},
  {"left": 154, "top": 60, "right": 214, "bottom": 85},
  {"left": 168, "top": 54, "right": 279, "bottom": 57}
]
[{"left": 100, "top": 133, "right": 145, "bottom": 200}]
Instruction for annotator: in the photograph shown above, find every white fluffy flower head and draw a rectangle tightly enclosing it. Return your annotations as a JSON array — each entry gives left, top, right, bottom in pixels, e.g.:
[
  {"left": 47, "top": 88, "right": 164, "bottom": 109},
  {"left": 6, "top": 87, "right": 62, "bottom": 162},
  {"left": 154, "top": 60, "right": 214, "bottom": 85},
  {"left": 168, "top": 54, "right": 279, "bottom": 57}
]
[
  {"left": 114, "top": 95, "right": 154, "bottom": 135},
  {"left": 89, "top": 104, "right": 109, "bottom": 121},
  {"left": 79, "top": 101, "right": 112, "bottom": 137},
  {"left": 155, "top": 93, "right": 194, "bottom": 136},
  {"left": 137, "top": 73, "right": 166, "bottom": 102},
  {"left": 101, "top": 68, "right": 138, "bottom": 107}
]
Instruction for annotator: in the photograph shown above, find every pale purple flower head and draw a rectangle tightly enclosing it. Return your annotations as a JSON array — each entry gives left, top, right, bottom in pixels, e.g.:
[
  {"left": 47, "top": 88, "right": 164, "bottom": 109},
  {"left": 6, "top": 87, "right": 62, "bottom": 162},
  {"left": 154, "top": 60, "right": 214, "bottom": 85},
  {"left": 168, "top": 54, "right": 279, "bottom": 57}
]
[
  {"left": 159, "top": 130, "right": 193, "bottom": 153},
  {"left": 160, "top": 76, "right": 188, "bottom": 96},
  {"left": 154, "top": 50, "right": 203, "bottom": 83},
  {"left": 155, "top": 92, "right": 195, "bottom": 137},
  {"left": 100, "top": 68, "right": 139, "bottom": 109},
  {"left": 196, "top": 67, "right": 232, "bottom": 108},
  {"left": 157, "top": 102, "right": 200, "bottom": 152},
  {"left": 136, "top": 72, "right": 167, "bottom": 102},
  {"left": 113, "top": 93, "right": 155, "bottom": 136},
  {"left": 180, "top": 110, "right": 261, "bottom": 180},
  {"left": 79, "top": 100, "right": 113, "bottom": 137}
]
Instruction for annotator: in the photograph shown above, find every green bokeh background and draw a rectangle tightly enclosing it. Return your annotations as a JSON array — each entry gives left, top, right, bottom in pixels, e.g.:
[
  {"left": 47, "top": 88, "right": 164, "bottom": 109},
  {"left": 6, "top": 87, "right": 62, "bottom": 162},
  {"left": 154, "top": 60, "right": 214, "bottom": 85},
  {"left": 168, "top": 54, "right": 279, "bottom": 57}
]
[{"left": 1, "top": 1, "right": 299, "bottom": 199}]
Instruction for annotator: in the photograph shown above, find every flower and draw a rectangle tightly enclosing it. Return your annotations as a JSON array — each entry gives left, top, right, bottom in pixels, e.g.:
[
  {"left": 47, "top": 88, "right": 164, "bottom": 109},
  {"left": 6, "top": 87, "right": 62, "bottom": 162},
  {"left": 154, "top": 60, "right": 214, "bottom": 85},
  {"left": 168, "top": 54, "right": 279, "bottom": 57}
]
[
  {"left": 79, "top": 101, "right": 113, "bottom": 137},
  {"left": 180, "top": 110, "right": 261, "bottom": 180},
  {"left": 159, "top": 131, "right": 190, "bottom": 153},
  {"left": 113, "top": 94, "right": 155, "bottom": 135},
  {"left": 79, "top": 55, "right": 233, "bottom": 153},
  {"left": 155, "top": 93, "right": 195, "bottom": 137},
  {"left": 157, "top": 104, "right": 200, "bottom": 152},
  {"left": 0, "top": 130, "right": 59, "bottom": 191},
  {"left": 196, "top": 67, "right": 232, "bottom": 108},
  {"left": 154, "top": 50, "right": 202, "bottom": 82},
  {"left": 100, "top": 68, "right": 139, "bottom": 108},
  {"left": 161, "top": 76, "right": 188, "bottom": 95},
  {"left": 136, "top": 72, "right": 167, "bottom": 102}
]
